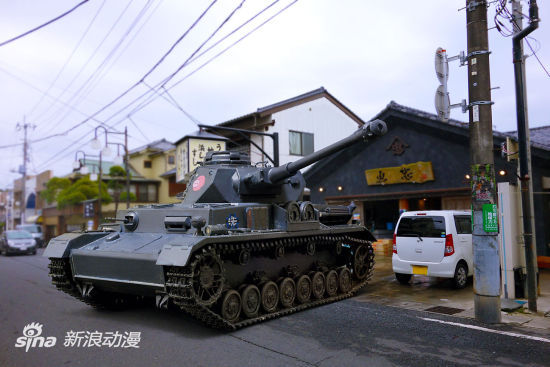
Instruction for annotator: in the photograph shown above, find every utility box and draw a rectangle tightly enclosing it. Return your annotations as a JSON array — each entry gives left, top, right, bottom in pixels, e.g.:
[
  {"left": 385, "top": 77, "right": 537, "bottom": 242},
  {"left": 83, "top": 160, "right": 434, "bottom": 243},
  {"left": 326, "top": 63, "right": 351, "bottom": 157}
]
[{"left": 497, "top": 182, "right": 526, "bottom": 299}]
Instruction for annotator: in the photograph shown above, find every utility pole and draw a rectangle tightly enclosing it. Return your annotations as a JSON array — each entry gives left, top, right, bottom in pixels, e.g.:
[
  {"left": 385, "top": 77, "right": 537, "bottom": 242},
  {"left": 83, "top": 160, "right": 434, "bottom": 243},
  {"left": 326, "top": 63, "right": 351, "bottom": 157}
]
[
  {"left": 16, "top": 119, "right": 35, "bottom": 225},
  {"left": 466, "top": 0, "right": 501, "bottom": 323},
  {"left": 125, "top": 127, "right": 130, "bottom": 209},
  {"left": 511, "top": 0, "right": 539, "bottom": 312}
]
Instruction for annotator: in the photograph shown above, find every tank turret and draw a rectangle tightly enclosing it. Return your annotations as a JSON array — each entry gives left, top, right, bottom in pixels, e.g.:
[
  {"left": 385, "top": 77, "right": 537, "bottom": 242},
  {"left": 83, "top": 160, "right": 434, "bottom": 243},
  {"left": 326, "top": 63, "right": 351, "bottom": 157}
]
[
  {"left": 45, "top": 119, "right": 387, "bottom": 330},
  {"left": 183, "top": 119, "right": 387, "bottom": 205}
]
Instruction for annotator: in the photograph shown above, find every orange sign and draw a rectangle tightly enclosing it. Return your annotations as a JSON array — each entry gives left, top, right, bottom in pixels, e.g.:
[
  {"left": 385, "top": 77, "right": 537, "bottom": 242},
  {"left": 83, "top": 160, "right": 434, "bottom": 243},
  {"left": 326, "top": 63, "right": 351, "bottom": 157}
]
[{"left": 365, "top": 161, "right": 434, "bottom": 186}]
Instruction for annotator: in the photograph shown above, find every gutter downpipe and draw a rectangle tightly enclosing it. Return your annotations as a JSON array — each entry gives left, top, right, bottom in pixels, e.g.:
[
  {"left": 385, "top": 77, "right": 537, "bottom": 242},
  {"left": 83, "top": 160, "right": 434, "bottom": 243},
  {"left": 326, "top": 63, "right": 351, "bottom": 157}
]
[{"left": 512, "top": 0, "right": 539, "bottom": 312}]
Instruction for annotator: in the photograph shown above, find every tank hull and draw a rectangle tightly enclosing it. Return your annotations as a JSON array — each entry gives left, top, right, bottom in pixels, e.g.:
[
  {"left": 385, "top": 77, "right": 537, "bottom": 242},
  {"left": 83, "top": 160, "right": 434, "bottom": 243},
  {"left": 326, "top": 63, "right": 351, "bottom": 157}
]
[{"left": 46, "top": 225, "right": 375, "bottom": 329}]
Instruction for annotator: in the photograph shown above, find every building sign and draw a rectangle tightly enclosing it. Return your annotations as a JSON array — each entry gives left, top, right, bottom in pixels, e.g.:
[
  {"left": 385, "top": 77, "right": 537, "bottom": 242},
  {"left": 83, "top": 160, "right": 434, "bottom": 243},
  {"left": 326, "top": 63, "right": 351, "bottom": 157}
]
[
  {"left": 365, "top": 161, "right": 434, "bottom": 186},
  {"left": 386, "top": 136, "right": 409, "bottom": 156},
  {"left": 83, "top": 201, "right": 95, "bottom": 218},
  {"left": 176, "top": 138, "right": 226, "bottom": 183},
  {"left": 482, "top": 203, "right": 498, "bottom": 232}
]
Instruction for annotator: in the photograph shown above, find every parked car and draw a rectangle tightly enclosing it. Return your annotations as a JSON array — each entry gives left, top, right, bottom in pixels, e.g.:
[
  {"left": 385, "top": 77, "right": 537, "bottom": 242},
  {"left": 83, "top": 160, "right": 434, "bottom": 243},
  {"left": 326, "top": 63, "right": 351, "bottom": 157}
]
[
  {"left": 0, "top": 230, "right": 37, "bottom": 255},
  {"left": 392, "top": 210, "right": 472, "bottom": 289},
  {"left": 15, "top": 224, "right": 44, "bottom": 247}
]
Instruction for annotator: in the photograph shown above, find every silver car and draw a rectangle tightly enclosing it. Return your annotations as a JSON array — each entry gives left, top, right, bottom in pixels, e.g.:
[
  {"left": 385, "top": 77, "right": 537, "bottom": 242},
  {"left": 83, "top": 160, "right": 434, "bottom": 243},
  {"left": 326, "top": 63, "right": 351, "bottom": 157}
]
[
  {"left": 16, "top": 224, "right": 44, "bottom": 247},
  {"left": 0, "top": 230, "right": 37, "bottom": 255}
]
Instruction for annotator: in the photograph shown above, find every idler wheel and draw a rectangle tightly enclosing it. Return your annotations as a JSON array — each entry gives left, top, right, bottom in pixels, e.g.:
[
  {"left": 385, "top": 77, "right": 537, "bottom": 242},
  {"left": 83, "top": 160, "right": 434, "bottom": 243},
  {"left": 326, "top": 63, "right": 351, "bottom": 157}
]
[
  {"left": 279, "top": 277, "right": 296, "bottom": 308},
  {"left": 241, "top": 285, "right": 260, "bottom": 318},
  {"left": 295, "top": 275, "right": 312, "bottom": 304},
  {"left": 221, "top": 290, "right": 241, "bottom": 323},
  {"left": 325, "top": 270, "right": 339, "bottom": 297},
  {"left": 338, "top": 267, "right": 352, "bottom": 293},
  {"left": 260, "top": 281, "right": 279, "bottom": 313},
  {"left": 311, "top": 272, "right": 326, "bottom": 300},
  {"left": 353, "top": 245, "right": 372, "bottom": 280},
  {"left": 190, "top": 251, "right": 224, "bottom": 306}
]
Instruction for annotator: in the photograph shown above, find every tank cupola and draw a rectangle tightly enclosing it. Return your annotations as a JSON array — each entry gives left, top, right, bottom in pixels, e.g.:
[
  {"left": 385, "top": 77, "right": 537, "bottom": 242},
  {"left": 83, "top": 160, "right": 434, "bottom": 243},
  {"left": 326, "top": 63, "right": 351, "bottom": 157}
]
[{"left": 203, "top": 151, "right": 251, "bottom": 166}]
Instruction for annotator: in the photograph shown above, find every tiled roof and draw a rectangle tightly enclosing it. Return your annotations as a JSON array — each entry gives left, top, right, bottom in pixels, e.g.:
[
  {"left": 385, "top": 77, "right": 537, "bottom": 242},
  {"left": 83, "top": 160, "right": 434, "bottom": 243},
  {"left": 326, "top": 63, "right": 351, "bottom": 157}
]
[
  {"left": 380, "top": 101, "right": 549, "bottom": 146},
  {"left": 129, "top": 139, "right": 174, "bottom": 155},
  {"left": 507, "top": 125, "right": 550, "bottom": 150}
]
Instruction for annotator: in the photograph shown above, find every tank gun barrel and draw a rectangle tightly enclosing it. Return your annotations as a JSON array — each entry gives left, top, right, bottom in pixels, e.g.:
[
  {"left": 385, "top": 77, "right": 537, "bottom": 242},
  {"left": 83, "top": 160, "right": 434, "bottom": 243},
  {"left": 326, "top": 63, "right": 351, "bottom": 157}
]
[{"left": 267, "top": 119, "right": 387, "bottom": 183}]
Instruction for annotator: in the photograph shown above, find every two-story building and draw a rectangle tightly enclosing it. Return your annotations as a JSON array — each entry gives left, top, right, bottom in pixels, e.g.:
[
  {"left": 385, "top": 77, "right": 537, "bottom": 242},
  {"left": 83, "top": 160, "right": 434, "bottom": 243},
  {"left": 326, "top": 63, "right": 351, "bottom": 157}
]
[
  {"left": 200, "top": 87, "right": 364, "bottom": 169},
  {"left": 129, "top": 139, "right": 183, "bottom": 203}
]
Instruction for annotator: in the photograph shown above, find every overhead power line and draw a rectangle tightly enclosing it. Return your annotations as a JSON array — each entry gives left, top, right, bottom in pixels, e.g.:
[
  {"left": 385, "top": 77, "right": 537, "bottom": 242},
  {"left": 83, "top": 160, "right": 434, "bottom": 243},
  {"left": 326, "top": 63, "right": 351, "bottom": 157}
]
[
  {"left": 35, "top": 0, "right": 298, "bottom": 171},
  {"left": 27, "top": 0, "right": 107, "bottom": 119},
  {"left": 0, "top": 0, "right": 91, "bottom": 48}
]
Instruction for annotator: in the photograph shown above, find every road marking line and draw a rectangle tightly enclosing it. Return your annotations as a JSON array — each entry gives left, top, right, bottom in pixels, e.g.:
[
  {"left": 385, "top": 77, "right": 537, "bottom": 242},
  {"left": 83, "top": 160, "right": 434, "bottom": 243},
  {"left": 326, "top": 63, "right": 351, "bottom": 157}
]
[{"left": 420, "top": 317, "right": 550, "bottom": 343}]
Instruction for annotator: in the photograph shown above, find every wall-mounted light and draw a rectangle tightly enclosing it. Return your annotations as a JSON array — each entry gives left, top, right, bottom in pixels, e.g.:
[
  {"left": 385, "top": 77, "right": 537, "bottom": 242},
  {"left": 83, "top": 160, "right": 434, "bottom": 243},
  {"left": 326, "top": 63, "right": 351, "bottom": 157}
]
[
  {"left": 498, "top": 169, "right": 507, "bottom": 176},
  {"left": 465, "top": 174, "right": 471, "bottom": 180},
  {"left": 337, "top": 185, "right": 343, "bottom": 191},
  {"left": 319, "top": 187, "right": 324, "bottom": 193}
]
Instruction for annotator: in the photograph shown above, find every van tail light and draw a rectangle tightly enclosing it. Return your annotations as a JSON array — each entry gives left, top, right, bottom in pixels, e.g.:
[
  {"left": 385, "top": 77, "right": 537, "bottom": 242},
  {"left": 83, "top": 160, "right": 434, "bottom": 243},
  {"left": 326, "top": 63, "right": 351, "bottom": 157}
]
[
  {"left": 392, "top": 234, "right": 397, "bottom": 254},
  {"left": 444, "top": 234, "right": 455, "bottom": 256}
]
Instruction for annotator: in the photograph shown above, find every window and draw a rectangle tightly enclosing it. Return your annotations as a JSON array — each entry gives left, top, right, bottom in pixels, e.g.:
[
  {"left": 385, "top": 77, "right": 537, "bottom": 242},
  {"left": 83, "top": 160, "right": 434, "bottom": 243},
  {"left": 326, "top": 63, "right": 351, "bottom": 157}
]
[
  {"left": 396, "top": 216, "right": 446, "bottom": 238},
  {"left": 289, "top": 131, "right": 314, "bottom": 156},
  {"left": 454, "top": 215, "right": 472, "bottom": 234},
  {"left": 136, "top": 183, "right": 158, "bottom": 202},
  {"left": 144, "top": 160, "right": 152, "bottom": 168},
  {"left": 168, "top": 155, "right": 175, "bottom": 164}
]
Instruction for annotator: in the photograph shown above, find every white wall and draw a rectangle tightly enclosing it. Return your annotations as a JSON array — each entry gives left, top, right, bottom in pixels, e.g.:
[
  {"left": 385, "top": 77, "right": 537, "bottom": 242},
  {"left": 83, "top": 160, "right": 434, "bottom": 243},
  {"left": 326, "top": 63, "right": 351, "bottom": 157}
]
[{"left": 255, "top": 97, "right": 360, "bottom": 170}]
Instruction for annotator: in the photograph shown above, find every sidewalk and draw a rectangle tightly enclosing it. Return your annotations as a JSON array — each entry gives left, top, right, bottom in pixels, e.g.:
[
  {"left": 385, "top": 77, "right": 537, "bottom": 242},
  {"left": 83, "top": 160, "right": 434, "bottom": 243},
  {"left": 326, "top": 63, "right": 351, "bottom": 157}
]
[{"left": 355, "top": 254, "right": 550, "bottom": 331}]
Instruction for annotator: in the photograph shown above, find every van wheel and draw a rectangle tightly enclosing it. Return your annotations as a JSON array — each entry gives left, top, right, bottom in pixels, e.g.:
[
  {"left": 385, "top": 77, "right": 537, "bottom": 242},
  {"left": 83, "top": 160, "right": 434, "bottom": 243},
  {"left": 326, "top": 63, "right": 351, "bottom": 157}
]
[
  {"left": 395, "top": 273, "right": 412, "bottom": 285},
  {"left": 453, "top": 263, "right": 468, "bottom": 289}
]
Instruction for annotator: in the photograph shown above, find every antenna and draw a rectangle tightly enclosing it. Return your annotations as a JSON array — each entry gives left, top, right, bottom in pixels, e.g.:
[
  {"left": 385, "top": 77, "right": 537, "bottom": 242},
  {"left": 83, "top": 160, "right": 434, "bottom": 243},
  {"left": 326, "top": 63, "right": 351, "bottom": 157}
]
[{"left": 434, "top": 47, "right": 467, "bottom": 122}]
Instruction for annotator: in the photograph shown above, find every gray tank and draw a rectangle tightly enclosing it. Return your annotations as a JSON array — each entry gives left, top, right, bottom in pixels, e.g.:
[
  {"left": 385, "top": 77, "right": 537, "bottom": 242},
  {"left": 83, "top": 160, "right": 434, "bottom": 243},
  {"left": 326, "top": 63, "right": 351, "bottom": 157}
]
[{"left": 45, "top": 120, "right": 387, "bottom": 330}]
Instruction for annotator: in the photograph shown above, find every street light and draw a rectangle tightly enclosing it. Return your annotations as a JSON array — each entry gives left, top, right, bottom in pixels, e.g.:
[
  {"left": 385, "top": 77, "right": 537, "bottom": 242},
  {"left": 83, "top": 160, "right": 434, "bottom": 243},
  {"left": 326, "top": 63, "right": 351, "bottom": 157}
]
[
  {"left": 90, "top": 126, "right": 130, "bottom": 209},
  {"left": 108, "top": 142, "right": 125, "bottom": 165}
]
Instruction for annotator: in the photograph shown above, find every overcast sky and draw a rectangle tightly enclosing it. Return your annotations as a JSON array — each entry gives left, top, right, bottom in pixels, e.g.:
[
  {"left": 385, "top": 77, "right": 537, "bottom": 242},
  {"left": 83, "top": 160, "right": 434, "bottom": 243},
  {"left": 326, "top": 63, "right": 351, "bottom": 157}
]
[{"left": 0, "top": 0, "right": 548, "bottom": 188}]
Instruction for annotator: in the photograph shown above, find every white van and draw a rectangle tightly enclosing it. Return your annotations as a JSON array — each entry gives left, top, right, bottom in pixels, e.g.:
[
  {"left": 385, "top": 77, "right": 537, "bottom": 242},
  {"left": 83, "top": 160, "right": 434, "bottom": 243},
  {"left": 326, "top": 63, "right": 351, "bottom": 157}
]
[
  {"left": 391, "top": 210, "right": 473, "bottom": 288},
  {"left": 16, "top": 224, "right": 44, "bottom": 247}
]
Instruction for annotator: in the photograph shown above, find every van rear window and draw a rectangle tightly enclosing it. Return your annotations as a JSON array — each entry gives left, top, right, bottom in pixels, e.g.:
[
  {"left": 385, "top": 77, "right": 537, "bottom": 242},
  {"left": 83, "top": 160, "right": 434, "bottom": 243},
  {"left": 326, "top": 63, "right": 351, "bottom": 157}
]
[{"left": 396, "top": 216, "right": 446, "bottom": 238}]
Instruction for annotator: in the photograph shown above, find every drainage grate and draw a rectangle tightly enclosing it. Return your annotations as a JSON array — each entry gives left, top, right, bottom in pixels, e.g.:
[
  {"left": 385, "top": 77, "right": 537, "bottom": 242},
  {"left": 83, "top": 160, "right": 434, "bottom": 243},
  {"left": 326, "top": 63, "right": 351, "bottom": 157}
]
[{"left": 424, "top": 306, "right": 464, "bottom": 315}]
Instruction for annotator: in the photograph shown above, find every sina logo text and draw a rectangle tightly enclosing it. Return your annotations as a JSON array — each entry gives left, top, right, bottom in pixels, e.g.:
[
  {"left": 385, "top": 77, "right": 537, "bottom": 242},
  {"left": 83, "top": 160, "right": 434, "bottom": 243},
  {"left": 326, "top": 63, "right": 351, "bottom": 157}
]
[{"left": 15, "top": 322, "right": 57, "bottom": 352}]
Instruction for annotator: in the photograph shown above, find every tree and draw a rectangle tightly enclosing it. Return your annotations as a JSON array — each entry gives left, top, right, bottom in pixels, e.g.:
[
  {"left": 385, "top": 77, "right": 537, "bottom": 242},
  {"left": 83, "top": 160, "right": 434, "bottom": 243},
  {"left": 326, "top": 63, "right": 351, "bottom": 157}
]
[
  {"left": 40, "top": 177, "right": 71, "bottom": 204},
  {"left": 107, "top": 165, "right": 135, "bottom": 213},
  {"left": 56, "top": 176, "right": 112, "bottom": 209}
]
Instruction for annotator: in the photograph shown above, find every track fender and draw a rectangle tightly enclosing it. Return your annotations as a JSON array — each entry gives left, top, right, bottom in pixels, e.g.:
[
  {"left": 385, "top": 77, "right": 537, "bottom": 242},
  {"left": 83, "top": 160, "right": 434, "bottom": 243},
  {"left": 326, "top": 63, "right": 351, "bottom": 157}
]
[
  {"left": 43, "top": 232, "right": 110, "bottom": 258},
  {"left": 156, "top": 237, "right": 207, "bottom": 266}
]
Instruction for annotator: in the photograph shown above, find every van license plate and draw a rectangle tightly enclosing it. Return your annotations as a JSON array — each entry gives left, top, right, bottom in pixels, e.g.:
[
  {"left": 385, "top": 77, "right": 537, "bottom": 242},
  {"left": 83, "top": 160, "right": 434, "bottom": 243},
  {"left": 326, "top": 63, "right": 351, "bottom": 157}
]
[{"left": 412, "top": 265, "right": 428, "bottom": 275}]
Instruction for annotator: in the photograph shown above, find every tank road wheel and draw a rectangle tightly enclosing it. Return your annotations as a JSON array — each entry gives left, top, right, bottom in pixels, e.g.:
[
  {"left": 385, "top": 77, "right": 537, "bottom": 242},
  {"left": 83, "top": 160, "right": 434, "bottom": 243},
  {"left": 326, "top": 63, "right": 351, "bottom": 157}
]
[
  {"left": 261, "top": 281, "right": 279, "bottom": 313},
  {"left": 311, "top": 272, "right": 326, "bottom": 300},
  {"left": 190, "top": 251, "right": 225, "bottom": 306},
  {"left": 296, "top": 275, "right": 312, "bottom": 304},
  {"left": 353, "top": 245, "right": 372, "bottom": 280},
  {"left": 325, "top": 270, "right": 339, "bottom": 297},
  {"left": 221, "top": 290, "right": 241, "bottom": 323},
  {"left": 338, "top": 267, "right": 352, "bottom": 293},
  {"left": 241, "top": 285, "right": 261, "bottom": 318},
  {"left": 279, "top": 277, "right": 296, "bottom": 308}
]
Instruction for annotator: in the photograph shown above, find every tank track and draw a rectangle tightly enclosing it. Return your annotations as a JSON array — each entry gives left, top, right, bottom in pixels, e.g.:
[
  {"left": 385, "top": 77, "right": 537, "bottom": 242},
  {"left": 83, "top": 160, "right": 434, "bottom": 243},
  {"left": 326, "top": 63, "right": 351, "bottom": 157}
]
[
  {"left": 48, "top": 258, "right": 135, "bottom": 310},
  {"left": 164, "top": 233, "right": 374, "bottom": 330}
]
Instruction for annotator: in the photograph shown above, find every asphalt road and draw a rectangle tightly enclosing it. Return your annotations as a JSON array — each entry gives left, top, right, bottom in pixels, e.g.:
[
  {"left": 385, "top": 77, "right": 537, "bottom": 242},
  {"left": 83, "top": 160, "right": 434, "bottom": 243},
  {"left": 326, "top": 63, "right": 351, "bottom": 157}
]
[{"left": 1, "top": 250, "right": 549, "bottom": 367}]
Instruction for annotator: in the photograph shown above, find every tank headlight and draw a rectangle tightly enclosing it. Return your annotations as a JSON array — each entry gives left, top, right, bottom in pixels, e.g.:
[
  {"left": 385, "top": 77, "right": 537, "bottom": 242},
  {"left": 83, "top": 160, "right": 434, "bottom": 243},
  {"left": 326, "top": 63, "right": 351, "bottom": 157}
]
[{"left": 124, "top": 212, "right": 139, "bottom": 232}]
